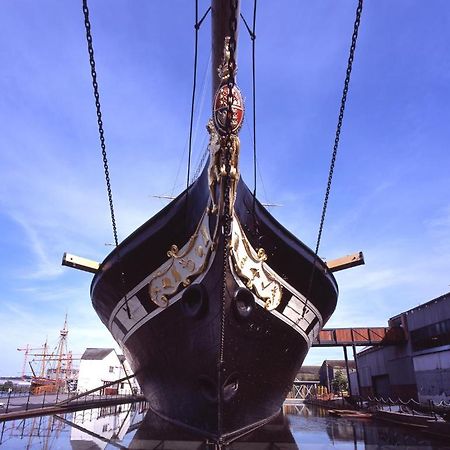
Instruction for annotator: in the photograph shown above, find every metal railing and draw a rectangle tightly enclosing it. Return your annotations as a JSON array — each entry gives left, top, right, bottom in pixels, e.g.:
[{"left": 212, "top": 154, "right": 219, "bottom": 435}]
[
  {"left": 364, "top": 396, "right": 450, "bottom": 421},
  {"left": 0, "top": 390, "right": 144, "bottom": 415}
]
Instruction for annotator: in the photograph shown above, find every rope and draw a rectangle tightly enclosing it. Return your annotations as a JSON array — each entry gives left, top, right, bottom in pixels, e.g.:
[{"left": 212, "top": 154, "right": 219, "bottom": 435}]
[
  {"left": 190, "top": 51, "right": 212, "bottom": 182},
  {"left": 251, "top": 1, "right": 258, "bottom": 207},
  {"left": 170, "top": 50, "right": 211, "bottom": 195},
  {"left": 187, "top": 1, "right": 198, "bottom": 190},
  {"left": 303, "top": 0, "right": 363, "bottom": 317},
  {"left": 186, "top": 4, "right": 211, "bottom": 191},
  {"left": 198, "top": 6, "right": 211, "bottom": 28},
  {"left": 192, "top": 146, "right": 209, "bottom": 181},
  {"left": 82, "top": 0, "right": 131, "bottom": 318},
  {"left": 240, "top": 6, "right": 258, "bottom": 213},
  {"left": 437, "top": 400, "right": 450, "bottom": 407}
]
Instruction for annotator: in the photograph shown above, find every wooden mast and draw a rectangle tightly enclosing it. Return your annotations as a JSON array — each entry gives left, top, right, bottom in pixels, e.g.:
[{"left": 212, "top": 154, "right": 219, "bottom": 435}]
[{"left": 211, "top": 0, "right": 240, "bottom": 97}]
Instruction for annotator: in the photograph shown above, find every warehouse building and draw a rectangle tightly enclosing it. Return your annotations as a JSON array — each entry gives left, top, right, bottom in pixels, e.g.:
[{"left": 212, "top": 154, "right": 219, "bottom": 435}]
[{"left": 355, "top": 292, "right": 450, "bottom": 402}]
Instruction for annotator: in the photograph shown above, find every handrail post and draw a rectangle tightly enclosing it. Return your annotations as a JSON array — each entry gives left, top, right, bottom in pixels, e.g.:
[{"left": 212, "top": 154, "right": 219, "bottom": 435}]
[
  {"left": 5, "top": 391, "right": 12, "bottom": 414},
  {"left": 25, "top": 388, "right": 32, "bottom": 411},
  {"left": 42, "top": 390, "right": 47, "bottom": 408}
]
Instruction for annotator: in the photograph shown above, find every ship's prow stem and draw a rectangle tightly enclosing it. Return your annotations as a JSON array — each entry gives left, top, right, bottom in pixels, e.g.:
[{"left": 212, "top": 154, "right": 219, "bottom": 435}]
[{"left": 211, "top": 0, "right": 240, "bottom": 97}]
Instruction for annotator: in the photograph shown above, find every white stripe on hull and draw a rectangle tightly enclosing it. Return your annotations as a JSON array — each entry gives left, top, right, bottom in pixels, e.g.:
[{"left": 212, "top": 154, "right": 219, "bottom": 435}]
[{"left": 106, "top": 213, "right": 323, "bottom": 347}]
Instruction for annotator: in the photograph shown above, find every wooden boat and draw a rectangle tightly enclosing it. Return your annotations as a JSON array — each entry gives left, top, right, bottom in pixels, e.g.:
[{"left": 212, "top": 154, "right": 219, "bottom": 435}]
[
  {"left": 374, "top": 410, "right": 438, "bottom": 428},
  {"left": 89, "top": 0, "right": 338, "bottom": 443},
  {"left": 328, "top": 409, "right": 372, "bottom": 419},
  {"left": 373, "top": 410, "right": 450, "bottom": 439},
  {"left": 30, "top": 377, "right": 64, "bottom": 395}
]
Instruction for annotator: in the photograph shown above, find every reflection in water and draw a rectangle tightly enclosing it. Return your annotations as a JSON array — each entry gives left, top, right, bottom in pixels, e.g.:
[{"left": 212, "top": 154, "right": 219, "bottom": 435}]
[
  {"left": 70, "top": 404, "right": 133, "bottom": 449},
  {"left": 129, "top": 409, "right": 297, "bottom": 449},
  {"left": 67, "top": 403, "right": 147, "bottom": 449},
  {"left": 0, "top": 402, "right": 147, "bottom": 450},
  {"left": 0, "top": 414, "right": 67, "bottom": 450},
  {"left": 287, "top": 403, "right": 450, "bottom": 450},
  {"left": 1, "top": 401, "right": 449, "bottom": 449}
]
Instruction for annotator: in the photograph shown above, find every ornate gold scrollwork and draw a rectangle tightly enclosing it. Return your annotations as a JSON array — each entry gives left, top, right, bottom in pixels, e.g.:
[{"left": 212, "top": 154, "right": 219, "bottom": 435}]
[
  {"left": 208, "top": 37, "right": 244, "bottom": 218},
  {"left": 217, "top": 36, "right": 234, "bottom": 82},
  {"left": 207, "top": 119, "right": 221, "bottom": 214},
  {"left": 207, "top": 119, "right": 241, "bottom": 217},
  {"left": 148, "top": 213, "right": 212, "bottom": 308},
  {"left": 230, "top": 217, "right": 282, "bottom": 311}
]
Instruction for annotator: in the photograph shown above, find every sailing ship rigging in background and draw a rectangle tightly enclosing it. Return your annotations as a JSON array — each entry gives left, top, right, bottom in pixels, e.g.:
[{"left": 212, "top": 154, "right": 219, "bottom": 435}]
[
  {"left": 17, "top": 316, "right": 78, "bottom": 394},
  {"left": 66, "top": 0, "right": 363, "bottom": 443}
]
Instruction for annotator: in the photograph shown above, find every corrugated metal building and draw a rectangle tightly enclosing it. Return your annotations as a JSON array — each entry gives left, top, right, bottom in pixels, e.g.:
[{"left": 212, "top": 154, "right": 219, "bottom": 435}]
[
  {"left": 319, "top": 360, "right": 355, "bottom": 393},
  {"left": 355, "top": 292, "right": 450, "bottom": 401}
]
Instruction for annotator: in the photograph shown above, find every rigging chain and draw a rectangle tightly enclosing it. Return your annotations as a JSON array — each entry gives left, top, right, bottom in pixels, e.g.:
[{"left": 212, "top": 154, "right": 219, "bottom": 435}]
[
  {"left": 82, "top": 0, "right": 131, "bottom": 319},
  {"left": 219, "top": 0, "right": 239, "bottom": 366},
  {"left": 304, "top": 0, "right": 364, "bottom": 317}
]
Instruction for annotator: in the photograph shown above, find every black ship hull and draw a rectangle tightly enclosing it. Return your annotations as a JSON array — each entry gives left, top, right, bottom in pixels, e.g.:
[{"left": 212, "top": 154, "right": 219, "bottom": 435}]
[{"left": 91, "top": 165, "right": 338, "bottom": 441}]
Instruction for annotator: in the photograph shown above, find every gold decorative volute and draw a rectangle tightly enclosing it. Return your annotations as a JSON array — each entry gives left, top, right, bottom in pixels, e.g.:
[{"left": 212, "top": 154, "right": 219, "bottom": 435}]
[
  {"left": 148, "top": 212, "right": 212, "bottom": 308},
  {"left": 230, "top": 216, "right": 282, "bottom": 311}
]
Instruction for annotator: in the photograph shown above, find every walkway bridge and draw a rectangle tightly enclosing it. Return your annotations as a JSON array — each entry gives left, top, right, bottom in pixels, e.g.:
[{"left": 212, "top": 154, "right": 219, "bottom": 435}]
[
  {"left": 312, "top": 326, "right": 405, "bottom": 347},
  {"left": 302, "top": 326, "right": 406, "bottom": 399}
]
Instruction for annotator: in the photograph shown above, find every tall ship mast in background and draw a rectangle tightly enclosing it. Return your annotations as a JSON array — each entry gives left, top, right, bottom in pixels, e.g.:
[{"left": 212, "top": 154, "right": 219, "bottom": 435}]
[{"left": 18, "top": 316, "right": 78, "bottom": 394}]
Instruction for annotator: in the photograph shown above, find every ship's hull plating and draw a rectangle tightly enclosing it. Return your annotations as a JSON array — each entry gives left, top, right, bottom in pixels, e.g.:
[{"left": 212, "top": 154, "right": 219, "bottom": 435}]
[{"left": 91, "top": 165, "right": 338, "bottom": 441}]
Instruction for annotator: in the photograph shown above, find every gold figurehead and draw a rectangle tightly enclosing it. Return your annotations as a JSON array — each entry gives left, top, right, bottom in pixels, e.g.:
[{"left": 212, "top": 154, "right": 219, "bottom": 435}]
[{"left": 210, "top": 37, "right": 244, "bottom": 216}]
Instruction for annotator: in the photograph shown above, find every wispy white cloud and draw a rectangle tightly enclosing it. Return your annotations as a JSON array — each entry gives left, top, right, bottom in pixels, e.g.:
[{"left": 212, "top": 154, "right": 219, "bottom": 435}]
[
  {"left": 1, "top": 0, "right": 450, "bottom": 377},
  {"left": 425, "top": 206, "right": 450, "bottom": 252},
  {"left": 9, "top": 214, "right": 64, "bottom": 279}
]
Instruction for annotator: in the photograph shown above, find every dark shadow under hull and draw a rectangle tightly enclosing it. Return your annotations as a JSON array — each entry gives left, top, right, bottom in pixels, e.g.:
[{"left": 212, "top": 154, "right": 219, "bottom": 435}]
[{"left": 130, "top": 408, "right": 298, "bottom": 449}]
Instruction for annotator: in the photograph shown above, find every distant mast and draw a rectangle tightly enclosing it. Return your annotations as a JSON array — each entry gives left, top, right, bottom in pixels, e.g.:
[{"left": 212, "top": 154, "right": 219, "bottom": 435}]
[{"left": 211, "top": 0, "right": 240, "bottom": 97}]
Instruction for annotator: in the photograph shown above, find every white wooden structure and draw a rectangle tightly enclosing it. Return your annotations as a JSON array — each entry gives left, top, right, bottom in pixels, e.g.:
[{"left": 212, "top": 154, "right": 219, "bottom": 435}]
[{"left": 77, "top": 348, "right": 139, "bottom": 395}]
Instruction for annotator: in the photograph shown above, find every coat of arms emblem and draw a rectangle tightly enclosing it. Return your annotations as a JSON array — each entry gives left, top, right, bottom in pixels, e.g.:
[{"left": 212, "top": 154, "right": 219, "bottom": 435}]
[{"left": 213, "top": 84, "right": 244, "bottom": 135}]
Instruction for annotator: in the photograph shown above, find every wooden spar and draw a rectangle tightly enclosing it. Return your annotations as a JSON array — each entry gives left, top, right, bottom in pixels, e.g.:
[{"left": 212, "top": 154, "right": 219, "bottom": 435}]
[
  {"left": 152, "top": 194, "right": 281, "bottom": 209},
  {"left": 211, "top": 0, "right": 240, "bottom": 97},
  {"left": 28, "top": 361, "right": 37, "bottom": 378},
  {"left": 326, "top": 251, "right": 365, "bottom": 273},
  {"left": 62, "top": 252, "right": 99, "bottom": 273}
]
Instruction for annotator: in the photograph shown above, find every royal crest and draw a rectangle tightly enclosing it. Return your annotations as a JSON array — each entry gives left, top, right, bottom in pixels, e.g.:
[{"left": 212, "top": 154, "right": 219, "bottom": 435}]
[{"left": 213, "top": 84, "right": 244, "bottom": 135}]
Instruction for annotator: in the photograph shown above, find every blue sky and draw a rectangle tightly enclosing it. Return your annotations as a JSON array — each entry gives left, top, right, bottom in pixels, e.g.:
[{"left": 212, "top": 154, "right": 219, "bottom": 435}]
[{"left": 0, "top": 1, "right": 449, "bottom": 376}]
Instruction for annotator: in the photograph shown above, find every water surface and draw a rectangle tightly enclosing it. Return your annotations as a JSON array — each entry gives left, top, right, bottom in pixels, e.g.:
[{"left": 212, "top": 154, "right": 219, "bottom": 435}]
[{"left": 1, "top": 401, "right": 448, "bottom": 449}]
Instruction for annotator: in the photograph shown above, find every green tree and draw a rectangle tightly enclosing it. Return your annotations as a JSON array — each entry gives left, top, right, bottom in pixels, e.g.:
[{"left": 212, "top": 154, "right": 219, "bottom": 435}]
[
  {"left": 331, "top": 369, "right": 348, "bottom": 393},
  {"left": 1, "top": 380, "right": 13, "bottom": 392}
]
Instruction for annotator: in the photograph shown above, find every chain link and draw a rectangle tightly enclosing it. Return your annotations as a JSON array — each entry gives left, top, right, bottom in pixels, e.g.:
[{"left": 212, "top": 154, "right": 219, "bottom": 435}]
[
  {"left": 82, "top": 2, "right": 119, "bottom": 249},
  {"left": 219, "top": 0, "right": 239, "bottom": 365},
  {"left": 314, "top": 0, "right": 363, "bottom": 256},
  {"left": 82, "top": 0, "right": 131, "bottom": 319},
  {"left": 304, "top": 0, "right": 363, "bottom": 316}
]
